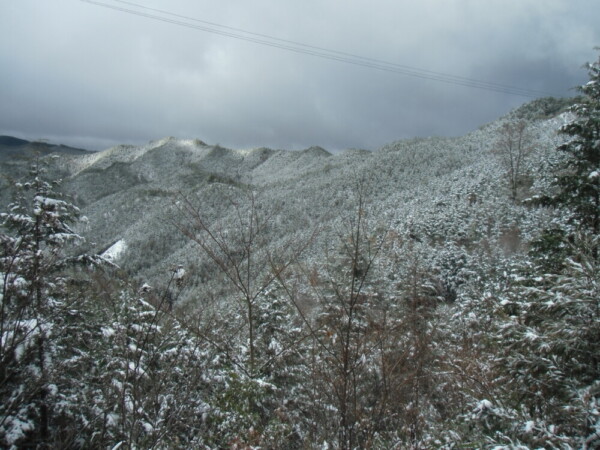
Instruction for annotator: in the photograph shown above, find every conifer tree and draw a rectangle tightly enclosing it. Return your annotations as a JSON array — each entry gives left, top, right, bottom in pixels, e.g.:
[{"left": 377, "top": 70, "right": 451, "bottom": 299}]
[
  {"left": 0, "top": 160, "right": 93, "bottom": 447},
  {"left": 555, "top": 52, "right": 600, "bottom": 238},
  {"left": 476, "top": 54, "right": 600, "bottom": 448}
]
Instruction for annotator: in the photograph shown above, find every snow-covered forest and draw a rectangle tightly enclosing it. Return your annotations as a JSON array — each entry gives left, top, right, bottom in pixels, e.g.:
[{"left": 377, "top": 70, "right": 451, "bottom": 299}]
[{"left": 1, "top": 57, "right": 599, "bottom": 449}]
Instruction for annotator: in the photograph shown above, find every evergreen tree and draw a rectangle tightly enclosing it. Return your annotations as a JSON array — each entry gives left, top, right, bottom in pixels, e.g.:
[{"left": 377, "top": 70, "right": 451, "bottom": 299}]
[
  {"left": 482, "top": 234, "right": 600, "bottom": 448},
  {"left": 555, "top": 52, "right": 600, "bottom": 238},
  {"left": 0, "top": 160, "right": 98, "bottom": 447},
  {"left": 470, "top": 56, "right": 600, "bottom": 447},
  {"left": 71, "top": 277, "right": 210, "bottom": 449}
]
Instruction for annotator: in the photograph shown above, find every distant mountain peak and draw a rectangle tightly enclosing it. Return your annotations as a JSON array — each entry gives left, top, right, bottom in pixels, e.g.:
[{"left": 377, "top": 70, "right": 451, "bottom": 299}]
[
  {"left": 0, "top": 136, "right": 91, "bottom": 164},
  {"left": 0, "top": 136, "right": 30, "bottom": 146},
  {"left": 303, "top": 146, "right": 331, "bottom": 157}
]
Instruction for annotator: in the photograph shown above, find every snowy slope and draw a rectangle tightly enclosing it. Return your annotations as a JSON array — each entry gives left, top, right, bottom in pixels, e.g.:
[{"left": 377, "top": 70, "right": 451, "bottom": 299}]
[{"left": 0, "top": 98, "right": 574, "bottom": 301}]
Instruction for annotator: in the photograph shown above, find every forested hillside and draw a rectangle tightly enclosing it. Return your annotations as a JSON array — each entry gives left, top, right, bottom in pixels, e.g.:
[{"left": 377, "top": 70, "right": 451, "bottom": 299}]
[{"left": 1, "top": 57, "right": 598, "bottom": 448}]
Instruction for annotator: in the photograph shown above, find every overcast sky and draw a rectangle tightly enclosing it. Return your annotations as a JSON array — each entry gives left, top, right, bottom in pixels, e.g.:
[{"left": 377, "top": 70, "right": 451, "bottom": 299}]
[{"left": 1, "top": 0, "right": 599, "bottom": 151}]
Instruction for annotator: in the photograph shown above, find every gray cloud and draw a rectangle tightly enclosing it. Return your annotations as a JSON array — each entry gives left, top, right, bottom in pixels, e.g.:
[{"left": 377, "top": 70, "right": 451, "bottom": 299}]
[{"left": 1, "top": 0, "right": 599, "bottom": 151}]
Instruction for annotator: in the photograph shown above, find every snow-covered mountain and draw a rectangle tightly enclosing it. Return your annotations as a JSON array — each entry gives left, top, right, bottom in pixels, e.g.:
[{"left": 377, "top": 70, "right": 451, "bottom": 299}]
[
  {"left": 4, "top": 95, "right": 599, "bottom": 449},
  {"left": 0, "top": 98, "right": 572, "bottom": 304},
  {"left": 0, "top": 136, "right": 91, "bottom": 207}
]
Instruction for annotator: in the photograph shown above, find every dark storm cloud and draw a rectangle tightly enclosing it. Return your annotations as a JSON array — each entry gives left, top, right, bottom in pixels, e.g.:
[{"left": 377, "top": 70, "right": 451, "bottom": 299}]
[{"left": 1, "top": 0, "right": 599, "bottom": 151}]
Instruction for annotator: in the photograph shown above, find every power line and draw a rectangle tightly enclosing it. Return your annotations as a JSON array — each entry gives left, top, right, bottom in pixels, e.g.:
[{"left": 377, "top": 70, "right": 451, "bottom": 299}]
[
  {"left": 107, "top": 0, "right": 554, "bottom": 98},
  {"left": 81, "top": 0, "right": 553, "bottom": 98}
]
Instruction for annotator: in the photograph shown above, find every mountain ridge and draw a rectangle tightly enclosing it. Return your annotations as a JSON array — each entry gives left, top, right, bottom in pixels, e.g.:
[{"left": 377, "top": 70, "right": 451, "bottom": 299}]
[{"left": 0, "top": 97, "right": 577, "bottom": 297}]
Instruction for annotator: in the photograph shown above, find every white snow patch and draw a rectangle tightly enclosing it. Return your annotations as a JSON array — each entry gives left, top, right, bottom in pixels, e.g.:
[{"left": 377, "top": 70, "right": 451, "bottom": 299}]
[
  {"left": 524, "top": 420, "right": 536, "bottom": 433},
  {"left": 173, "top": 266, "right": 186, "bottom": 280},
  {"left": 474, "top": 399, "right": 493, "bottom": 413},
  {"left": 4, "top": 416, "right": 34, "bottom": 446},
  {"left": 102, "top": 239, "right": 127, "bottom": 262},
  {"left": 101, "top": 326, "right": 116, "bottom": 338},
  {"left": 524, "top": 330, "right": 538, "bottom": 341}
]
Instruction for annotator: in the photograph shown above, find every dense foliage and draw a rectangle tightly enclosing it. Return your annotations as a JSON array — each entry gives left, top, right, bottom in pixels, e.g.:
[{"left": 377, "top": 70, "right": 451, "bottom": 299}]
[
  {"left": 555, "top": 56, "right": 600, "bottom": 238},
  {"left": 1, "top": 55, "right": 599, "bottom": 448}
]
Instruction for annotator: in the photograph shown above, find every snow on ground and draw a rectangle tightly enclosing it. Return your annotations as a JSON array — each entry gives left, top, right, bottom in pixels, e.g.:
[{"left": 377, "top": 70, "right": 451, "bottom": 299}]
[{"left": 101, "top": 239, "right": 127, "bottom": 262}]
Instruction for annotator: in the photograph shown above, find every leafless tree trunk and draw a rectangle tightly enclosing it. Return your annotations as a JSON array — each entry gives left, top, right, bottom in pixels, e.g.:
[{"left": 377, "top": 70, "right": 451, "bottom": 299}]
[
  {"left": 495, "top": 121, "right": 533, "bottom": 202},
  {"left": 276, "top": 182, "right": 390, "bottom": 448},
  {"left": 174, "top": 190, "right": 312, "bottom": 377}
]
